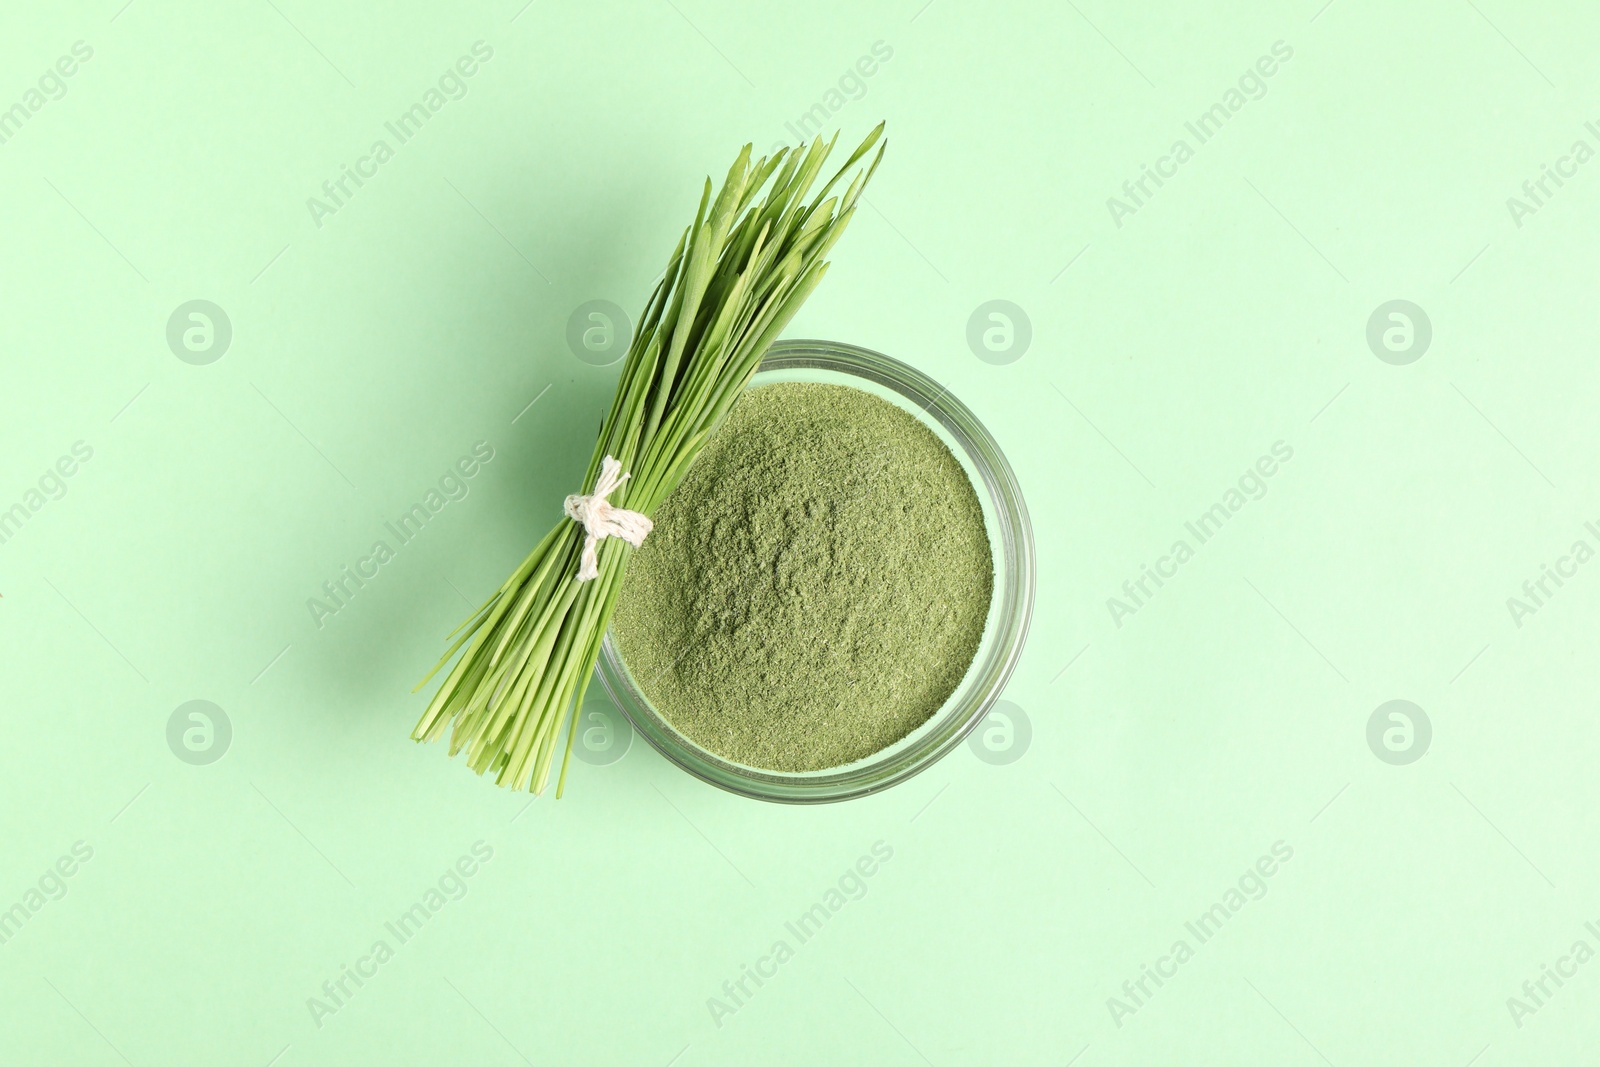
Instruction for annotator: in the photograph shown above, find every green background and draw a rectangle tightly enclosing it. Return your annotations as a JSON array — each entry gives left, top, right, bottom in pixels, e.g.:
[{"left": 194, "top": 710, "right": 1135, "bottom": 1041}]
[{"left": 1, "top": 0, "right": 1595, "bottom": 1063}]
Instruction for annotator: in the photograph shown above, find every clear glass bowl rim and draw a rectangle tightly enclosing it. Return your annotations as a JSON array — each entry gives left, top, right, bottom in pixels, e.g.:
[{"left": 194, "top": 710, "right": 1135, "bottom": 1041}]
[{"left": 595, "top": 338, "right": 1036, "bottom": 803}]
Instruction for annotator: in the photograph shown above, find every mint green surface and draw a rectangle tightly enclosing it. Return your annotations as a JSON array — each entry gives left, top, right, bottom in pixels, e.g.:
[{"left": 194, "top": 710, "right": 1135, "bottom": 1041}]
[{"left": 1, "top": 1, "right": 1595, "bottom": 1064}]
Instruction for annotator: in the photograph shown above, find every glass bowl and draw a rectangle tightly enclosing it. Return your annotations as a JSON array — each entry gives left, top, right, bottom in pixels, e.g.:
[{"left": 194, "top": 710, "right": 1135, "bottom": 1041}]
[{"left": 595, "top": 338, "right": 1034, "bottom": 803}]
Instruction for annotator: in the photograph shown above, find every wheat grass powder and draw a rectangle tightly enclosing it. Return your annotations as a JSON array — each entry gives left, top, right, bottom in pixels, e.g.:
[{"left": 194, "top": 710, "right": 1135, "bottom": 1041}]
[{"left": 611, "top": 381, "right": 993, "bottom": 772}]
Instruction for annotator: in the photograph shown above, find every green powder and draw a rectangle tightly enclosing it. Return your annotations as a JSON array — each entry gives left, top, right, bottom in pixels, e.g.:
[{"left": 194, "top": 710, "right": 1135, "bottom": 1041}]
[{"left": 611, "top": 381, "right": 993, "bottom": 772}]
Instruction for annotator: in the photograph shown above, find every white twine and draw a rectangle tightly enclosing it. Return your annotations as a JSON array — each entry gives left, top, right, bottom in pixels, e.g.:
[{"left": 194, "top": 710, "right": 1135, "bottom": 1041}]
[{"left": 563, "top": 455, "right": 652, "bottom": 582}]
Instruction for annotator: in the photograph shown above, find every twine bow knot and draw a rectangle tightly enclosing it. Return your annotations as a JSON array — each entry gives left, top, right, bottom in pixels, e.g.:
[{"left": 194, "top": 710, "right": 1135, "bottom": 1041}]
[{"left": 563, "top": 455, "right": 652, "bottom": 582}]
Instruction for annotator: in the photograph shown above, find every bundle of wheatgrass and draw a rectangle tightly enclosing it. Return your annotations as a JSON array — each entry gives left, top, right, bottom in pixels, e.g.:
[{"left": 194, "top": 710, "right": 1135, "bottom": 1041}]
[{"left": 412, "top": 125, "right": 887, "bottom": 795}]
